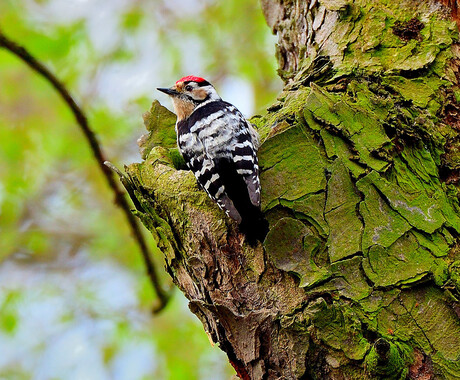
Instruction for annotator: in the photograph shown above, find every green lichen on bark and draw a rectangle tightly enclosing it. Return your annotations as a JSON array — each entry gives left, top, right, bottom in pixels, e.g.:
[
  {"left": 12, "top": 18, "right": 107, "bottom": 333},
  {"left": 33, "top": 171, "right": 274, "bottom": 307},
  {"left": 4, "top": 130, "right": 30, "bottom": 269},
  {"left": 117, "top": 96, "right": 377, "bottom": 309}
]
[
  {"left": 258, "top": 0, "right": 460, "bottom": 376},
  {"left": 364, "top": 338, "right": 411, "bottom": 379},
  {"left": 264, "top": 217, "right": 330, "bottom": 287},
  {"left": 324, "top": 159, "right": 363, "bottom": 262},
  {"left": 118, "top": 0, "right": 460, "bottom": 378}
]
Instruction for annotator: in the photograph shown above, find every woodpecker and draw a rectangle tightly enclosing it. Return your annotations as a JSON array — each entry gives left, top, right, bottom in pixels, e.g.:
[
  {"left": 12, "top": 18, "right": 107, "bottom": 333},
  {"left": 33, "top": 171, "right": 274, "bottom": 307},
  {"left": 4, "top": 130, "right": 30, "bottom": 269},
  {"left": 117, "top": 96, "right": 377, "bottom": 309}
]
[{"left": 157, "top": 75, "right": 268, "bottom": 244}]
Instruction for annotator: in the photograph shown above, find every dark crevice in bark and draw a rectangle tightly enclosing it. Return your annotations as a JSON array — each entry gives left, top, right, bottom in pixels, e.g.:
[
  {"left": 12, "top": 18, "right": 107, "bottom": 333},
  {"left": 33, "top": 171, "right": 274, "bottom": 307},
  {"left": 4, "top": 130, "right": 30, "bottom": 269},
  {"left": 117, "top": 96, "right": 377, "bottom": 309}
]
[{"left": 392, "top": 18, "right": 425, "bottom": 41}]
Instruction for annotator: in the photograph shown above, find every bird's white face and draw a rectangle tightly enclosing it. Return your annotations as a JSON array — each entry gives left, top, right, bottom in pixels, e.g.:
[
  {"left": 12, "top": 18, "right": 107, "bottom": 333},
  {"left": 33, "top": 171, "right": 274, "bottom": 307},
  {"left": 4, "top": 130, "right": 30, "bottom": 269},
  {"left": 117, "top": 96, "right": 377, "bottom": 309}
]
[{"left": 158, "top": 76, "right": 220, "bottom": 121}]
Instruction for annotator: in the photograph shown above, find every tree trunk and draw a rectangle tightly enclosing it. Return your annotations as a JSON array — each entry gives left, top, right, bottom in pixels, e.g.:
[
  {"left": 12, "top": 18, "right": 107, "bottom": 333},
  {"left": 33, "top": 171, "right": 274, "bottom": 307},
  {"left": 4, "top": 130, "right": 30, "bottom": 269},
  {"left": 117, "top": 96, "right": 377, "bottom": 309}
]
[{"left": 119, "top": 0, "right": 460, "bottom": 378}]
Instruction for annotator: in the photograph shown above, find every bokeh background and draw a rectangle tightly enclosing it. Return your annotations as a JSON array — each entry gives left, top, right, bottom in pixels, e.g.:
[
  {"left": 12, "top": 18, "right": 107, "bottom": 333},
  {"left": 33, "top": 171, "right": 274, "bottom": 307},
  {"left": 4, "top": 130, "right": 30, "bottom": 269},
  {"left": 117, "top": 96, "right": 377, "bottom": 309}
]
[{"left": 0, "top": 0, "right": 282, "bottom": 378}]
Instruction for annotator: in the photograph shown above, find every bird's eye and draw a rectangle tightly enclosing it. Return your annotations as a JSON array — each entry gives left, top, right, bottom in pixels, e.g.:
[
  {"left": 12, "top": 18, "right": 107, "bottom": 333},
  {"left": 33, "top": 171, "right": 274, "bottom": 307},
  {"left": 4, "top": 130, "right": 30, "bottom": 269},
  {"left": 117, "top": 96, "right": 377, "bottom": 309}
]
[{"left": 185, "top": 85, "right": 193, "bottom": 91}]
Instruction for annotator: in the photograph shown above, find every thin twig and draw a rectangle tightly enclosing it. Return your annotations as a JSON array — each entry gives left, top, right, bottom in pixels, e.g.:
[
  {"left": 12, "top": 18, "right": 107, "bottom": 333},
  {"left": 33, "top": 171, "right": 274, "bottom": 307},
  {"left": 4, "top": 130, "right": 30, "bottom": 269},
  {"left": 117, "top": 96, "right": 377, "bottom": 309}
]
[{"left": 0, "top": 29, "right": 170, "bottom": 313}]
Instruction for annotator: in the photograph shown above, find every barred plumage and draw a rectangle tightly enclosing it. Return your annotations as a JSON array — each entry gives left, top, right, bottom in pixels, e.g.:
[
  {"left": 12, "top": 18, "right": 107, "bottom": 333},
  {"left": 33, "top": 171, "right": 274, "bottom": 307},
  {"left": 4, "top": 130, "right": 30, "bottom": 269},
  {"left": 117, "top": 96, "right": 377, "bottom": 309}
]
[
  {"left": 177, "top": 100, "right": 260, "bottom": 221},
  {"left": 158, "top": 76, "right": 268, "bottom": 243}
]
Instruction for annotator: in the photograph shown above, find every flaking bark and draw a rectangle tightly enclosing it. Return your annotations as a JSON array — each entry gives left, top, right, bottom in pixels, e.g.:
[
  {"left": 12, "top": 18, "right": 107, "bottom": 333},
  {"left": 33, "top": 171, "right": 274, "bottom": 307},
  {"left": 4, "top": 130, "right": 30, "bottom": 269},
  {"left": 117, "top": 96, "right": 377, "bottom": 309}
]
[{"left": 120, "top": 0, "right": 460, "bottom": 378}]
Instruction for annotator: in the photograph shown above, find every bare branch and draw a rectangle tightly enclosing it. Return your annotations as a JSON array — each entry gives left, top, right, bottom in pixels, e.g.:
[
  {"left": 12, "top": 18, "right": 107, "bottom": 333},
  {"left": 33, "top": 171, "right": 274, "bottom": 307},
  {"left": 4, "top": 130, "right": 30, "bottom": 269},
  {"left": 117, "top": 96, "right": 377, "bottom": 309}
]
[{"left": 0, "top": 28, "right": 170, "bottom": 313}]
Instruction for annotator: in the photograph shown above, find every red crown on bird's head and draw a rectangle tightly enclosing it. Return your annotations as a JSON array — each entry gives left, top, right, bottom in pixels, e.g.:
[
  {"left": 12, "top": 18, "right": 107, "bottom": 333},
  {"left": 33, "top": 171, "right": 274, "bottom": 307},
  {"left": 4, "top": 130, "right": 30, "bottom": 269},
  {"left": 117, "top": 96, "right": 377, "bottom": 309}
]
[{"left": 176, "top": 75, "right": 207, "bottom": 85}]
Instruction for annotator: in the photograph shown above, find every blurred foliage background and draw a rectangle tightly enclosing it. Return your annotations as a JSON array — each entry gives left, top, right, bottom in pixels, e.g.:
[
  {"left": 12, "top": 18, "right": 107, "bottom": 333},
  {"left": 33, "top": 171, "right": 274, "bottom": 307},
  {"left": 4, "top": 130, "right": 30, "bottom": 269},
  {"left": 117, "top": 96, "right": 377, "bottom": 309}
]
[{"left": 0, "top": 0, "right": 281, "bottom": 378}]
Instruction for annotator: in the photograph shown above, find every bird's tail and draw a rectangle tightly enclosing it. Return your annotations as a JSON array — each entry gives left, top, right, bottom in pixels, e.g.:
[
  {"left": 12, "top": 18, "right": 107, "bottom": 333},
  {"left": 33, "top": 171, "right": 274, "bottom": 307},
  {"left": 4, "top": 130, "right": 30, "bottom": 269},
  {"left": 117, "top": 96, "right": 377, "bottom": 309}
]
[
  {"left": 214, "top": 159, "right": 269, "bottom": 245},
  {"left": 238, "top": 205, "right": 269, "bottom": 246}
]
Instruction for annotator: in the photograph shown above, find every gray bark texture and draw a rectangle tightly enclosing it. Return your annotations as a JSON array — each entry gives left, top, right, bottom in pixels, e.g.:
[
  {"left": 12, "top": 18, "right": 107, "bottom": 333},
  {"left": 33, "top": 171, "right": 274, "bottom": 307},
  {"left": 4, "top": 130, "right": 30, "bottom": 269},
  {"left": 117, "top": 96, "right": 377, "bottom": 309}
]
[{"left": 118, "top": 0, "right": 460, "bottom": 378}]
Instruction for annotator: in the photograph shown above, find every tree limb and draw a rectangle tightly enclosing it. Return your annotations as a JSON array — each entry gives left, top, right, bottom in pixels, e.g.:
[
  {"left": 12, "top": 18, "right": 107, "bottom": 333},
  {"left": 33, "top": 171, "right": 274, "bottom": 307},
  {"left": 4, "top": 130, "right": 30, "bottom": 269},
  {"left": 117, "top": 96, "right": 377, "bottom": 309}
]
[
  {"left": 0, "top": 28, "right": 170, "bottom": 313},
  {"left": 120, "top": 0, "right": 460, "bottom": 377}
]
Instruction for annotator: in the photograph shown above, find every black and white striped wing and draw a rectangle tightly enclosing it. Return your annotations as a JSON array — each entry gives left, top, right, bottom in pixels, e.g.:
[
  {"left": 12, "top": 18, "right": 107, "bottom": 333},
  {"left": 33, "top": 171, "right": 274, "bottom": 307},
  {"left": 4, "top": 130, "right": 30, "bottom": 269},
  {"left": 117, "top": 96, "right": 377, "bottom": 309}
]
[
  {"left": 197, "top": 105, "right": 261, "bottom": 209},
  {"left": 179, "top": 134, "right": 242, "bottom": 222},
  {"left": 195, "top": 155, "right": 242, "bottom": 222},
  {"left": 176, "top": 101, "right": 260, "bottom": 222},
  {"left": 232, "top": 120, "right": 261, "bottom": 207}
]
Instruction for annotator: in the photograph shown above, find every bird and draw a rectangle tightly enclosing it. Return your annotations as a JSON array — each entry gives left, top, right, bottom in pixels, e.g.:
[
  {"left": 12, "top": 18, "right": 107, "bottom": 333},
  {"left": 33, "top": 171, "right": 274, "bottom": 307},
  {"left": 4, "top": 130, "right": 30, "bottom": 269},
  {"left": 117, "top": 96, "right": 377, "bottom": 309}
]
[{"left": 157, "top": 75, "right": 268, "bottom": 244}]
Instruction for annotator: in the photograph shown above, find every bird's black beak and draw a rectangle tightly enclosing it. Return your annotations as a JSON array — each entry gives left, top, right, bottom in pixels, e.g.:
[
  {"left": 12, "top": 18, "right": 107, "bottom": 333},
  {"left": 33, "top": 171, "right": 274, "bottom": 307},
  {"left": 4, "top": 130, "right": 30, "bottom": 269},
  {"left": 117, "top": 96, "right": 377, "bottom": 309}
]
[{"left": 157, "top": 87, "right": 180, "bottom": 96}]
